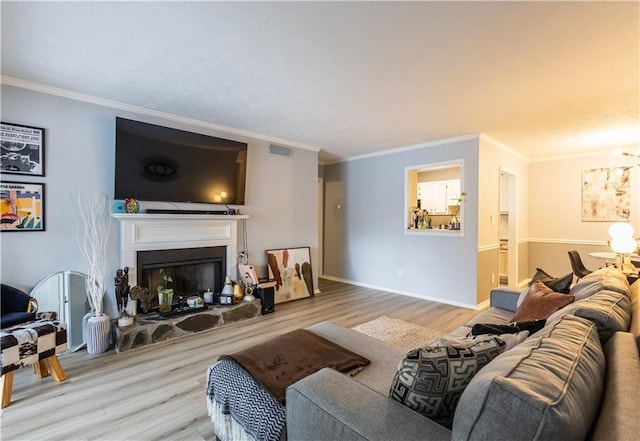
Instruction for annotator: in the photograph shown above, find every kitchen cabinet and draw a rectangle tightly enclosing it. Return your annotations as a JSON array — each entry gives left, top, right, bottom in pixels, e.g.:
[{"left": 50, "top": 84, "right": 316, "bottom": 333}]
[{"left": 418, "top": 180, "right": 460, "bottom": 214}]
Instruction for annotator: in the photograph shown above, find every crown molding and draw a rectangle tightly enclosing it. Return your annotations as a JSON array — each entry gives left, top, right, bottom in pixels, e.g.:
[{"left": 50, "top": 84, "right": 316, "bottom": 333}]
[{"left": 1, "top": 75, "right": 321, "bottom": 153}]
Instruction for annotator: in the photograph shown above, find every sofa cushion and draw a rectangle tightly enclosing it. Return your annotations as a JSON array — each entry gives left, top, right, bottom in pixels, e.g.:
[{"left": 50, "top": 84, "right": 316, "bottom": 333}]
[
  {"left": 511, "top": 281, "right": 574, "bottom": 322},
  {"left": 463, "top": 306, "right": 514, "bottom": 328},
  {"left": 306, "top": 322, "right": 406, "bottom": 395},
  {"left": 628, "top": 280, "right": 640, "bottom": 354},
  {"left": 453, "top": 315, "right": 605, "bottom": 441},
  {"left": 389, "top": 336, "right": 506, "bottom": 429},
  {"left": 570, "top": 267, "right": 629, "bottom": 301},
  {"left": 547, "top": 289, "right": 631, "bottom": 344}
]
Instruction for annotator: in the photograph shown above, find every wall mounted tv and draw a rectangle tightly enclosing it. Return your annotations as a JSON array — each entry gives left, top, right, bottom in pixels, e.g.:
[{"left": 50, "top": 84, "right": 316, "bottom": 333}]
[{"left": 114, "top": 117, "right": 247, "bottom": 205}]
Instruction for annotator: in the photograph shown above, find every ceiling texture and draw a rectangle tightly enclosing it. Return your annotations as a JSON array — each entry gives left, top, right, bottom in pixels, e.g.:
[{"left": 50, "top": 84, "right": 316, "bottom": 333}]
[{"left": 1, "top": 1, "right": 638, "bottom": 164}]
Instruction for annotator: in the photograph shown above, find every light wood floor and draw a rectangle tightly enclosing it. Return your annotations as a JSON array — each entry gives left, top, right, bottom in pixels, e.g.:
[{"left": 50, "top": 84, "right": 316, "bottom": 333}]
[{"left": 1, "top": 278, "right": 477, "bottom": 441}]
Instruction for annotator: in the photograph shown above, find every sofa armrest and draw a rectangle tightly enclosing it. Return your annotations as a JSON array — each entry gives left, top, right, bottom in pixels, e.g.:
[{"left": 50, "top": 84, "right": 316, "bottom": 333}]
[
  {"left": 589, "top": 331, "right": 640, "bottom": 441},
  {"left": 489, "top": 287, "right": 521, "bottom": 312},
  {"left": 286, "top": 368, "right": 451, "bottom": 441}
]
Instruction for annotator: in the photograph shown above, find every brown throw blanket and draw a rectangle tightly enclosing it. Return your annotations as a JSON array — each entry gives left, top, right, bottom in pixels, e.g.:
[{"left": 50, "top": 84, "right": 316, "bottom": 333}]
[{"left": 220, "top": 329, "right": 370, "bottom": 404}]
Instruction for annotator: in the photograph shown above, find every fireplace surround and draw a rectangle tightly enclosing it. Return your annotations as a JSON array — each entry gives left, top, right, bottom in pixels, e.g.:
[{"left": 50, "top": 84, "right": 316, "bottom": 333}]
[
  {"left": 112, "top": 213, "right": 258, "bottom": 352},
  {"left": 113, "top": 213, "right": 249, "bottom": 300}
]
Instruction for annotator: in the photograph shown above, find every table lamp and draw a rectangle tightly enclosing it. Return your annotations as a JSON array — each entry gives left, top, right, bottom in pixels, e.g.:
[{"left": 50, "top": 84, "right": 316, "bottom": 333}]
[{"left": 608, "top": 222, "right": 637, "bottom": 270}]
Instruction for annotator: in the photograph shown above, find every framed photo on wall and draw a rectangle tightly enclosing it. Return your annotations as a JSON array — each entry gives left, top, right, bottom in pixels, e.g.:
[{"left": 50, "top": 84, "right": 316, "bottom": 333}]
[
  {"left": 266, "top": 246, "right": 314, "bottom": 304},
  {"left": 0, "top": 181, "right": 45, "bottom": 231},
  {"left": 1, "top": 122, "right": 45, "bottom": 176}
]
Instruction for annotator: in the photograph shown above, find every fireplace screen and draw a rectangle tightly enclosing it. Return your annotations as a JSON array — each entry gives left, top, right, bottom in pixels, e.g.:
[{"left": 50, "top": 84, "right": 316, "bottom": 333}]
[{"left": 137, "top": 246, "right": 226, "bottom": 309}]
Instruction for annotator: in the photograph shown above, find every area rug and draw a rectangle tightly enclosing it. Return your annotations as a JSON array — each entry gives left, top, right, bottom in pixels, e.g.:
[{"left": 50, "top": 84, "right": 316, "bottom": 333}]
[{"left": 351, "top": 315, "right": 443, "bottom": 352}]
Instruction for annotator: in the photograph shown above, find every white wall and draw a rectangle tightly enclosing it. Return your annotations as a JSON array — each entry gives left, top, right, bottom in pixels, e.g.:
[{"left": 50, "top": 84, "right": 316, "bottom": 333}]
[
  {"left": 528, "top": 151, "right": 639, "bottom": 274},
  {"left": 530, "top": 153, "right": 639, "bottom": 241},
  {"left": 0, "top": 85, "right": 318, "bottom": 317},
  {"left": 478, "top": 135, "right": 529, "bottom": 289}
]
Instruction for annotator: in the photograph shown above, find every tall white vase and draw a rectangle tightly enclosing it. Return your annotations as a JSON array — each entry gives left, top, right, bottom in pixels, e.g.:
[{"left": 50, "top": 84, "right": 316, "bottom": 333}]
[{"left": 86, "top": 314, "right": 111, "bottom": 354}]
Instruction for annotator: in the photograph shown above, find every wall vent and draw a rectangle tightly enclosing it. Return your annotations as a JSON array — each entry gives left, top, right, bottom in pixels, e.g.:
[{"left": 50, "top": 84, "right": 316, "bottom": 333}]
[{"left": 269, "top": 144, "right": 293, "bottom": 158}]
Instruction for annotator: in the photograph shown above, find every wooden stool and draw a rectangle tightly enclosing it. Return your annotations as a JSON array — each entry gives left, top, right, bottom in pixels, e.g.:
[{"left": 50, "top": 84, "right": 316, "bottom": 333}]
[{"left": 1, "top": 319, "right": 68, "bottom": 408}]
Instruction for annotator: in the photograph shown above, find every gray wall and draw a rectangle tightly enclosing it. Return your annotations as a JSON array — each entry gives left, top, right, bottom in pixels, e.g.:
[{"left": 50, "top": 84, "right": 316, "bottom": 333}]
[
  {"left": 323, "top": 137, "right": 480, "bottom": 308},
  {"left": 1, "top": 85, "right": 318, "bottom": 317}
]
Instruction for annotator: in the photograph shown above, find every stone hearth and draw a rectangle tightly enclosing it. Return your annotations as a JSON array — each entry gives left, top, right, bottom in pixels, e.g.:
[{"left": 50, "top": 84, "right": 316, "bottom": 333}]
[{"left": 115, "top": 299, "right": 261, "bottom": 352}]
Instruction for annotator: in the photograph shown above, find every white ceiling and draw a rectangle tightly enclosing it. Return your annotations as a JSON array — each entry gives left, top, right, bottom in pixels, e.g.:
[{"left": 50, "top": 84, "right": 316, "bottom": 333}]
[{"left": 1, "top": 1, "right": 638, "bottom": 163}]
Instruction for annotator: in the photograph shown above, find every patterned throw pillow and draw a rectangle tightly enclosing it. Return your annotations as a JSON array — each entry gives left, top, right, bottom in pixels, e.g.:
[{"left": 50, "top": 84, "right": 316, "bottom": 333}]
[{"left": 389, "top": 336, "right": 506, "bottom": 428}]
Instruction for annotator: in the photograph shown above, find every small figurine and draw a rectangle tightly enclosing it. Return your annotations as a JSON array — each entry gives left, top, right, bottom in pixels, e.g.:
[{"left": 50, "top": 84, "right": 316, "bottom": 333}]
[
  {"left": 114, "top": 267, "right": 131, "bottom": 313},
  {"left": 130, "top": 285, "right": 153, "bottom": 313}
]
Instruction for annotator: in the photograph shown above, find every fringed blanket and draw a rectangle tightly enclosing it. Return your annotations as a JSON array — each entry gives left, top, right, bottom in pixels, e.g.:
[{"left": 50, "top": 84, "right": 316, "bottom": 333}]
[
  {"left": 207, "top": 359, "right": 286, "bottom": 441},
  {"left": 221, "top": 329, "right": 370, "bottom": 403},
  {"left": 206, "top": 329, "right": 370, "bottom": 441}
]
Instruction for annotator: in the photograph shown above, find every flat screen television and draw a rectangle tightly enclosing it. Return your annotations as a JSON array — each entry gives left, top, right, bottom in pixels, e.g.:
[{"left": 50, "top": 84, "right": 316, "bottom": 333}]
[{"left": 114, "top": 117, "right": 247, "bottom": 205}]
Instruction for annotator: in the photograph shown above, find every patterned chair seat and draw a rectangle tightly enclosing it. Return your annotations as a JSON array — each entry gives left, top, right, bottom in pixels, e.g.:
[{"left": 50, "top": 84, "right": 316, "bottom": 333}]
[{"left": 0, "top": 319, "right": 68, "bottom": 408}]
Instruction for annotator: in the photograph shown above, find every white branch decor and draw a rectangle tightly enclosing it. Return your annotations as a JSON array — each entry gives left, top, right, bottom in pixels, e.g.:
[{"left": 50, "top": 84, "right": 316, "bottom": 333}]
[{"left": 74, "top": 191, "right": 112, "bottom": 316}]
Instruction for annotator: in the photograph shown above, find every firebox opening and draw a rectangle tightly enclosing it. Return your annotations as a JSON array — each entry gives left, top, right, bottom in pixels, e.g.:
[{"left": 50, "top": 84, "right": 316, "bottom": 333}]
[{"left": 137, "top": 246, "right": 226, "bottom": 310}]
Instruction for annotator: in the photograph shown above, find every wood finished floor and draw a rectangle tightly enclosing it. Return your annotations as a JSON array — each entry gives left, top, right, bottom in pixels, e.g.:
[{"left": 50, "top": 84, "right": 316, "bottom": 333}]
[{"left": 0, "top": 278, "right": 477, "bottom": 441}]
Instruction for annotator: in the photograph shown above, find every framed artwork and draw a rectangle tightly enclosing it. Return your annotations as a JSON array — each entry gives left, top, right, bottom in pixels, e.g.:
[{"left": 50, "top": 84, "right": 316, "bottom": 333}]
[
  {"left": 266, "top": 246, "right": 313, "bottom": 304},
  {"left": 0, "top": 181, "right": 45, "bottom": 231},
  {"left": 1, "top": 122, "right": 45, "bottom": 176},
  {"left": 581, "top": 167, "right": 631, "bottom": 222}
]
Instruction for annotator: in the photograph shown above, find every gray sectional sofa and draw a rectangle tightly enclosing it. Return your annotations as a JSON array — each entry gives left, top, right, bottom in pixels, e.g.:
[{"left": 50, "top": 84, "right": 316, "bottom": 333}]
[{"left": 286, "top": 267, "right": 640, "bottom": 441}]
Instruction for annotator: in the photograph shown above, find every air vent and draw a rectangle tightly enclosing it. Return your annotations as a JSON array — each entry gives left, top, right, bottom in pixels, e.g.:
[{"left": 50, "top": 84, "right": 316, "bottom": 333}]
[{"left": 269, "top": 144, "right": 293, "bottom": 158}]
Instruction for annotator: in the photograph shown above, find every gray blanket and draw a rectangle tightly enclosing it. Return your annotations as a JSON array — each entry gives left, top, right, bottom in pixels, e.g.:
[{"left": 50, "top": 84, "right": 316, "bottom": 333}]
[{"left": 207, "top": 359, "right": 286, "bottom": 441}]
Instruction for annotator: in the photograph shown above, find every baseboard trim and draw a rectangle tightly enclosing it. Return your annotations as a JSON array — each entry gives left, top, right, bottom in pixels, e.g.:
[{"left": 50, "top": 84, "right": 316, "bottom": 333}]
[{"left": 320, "top": 275, "right": 479, "bottom": 310}]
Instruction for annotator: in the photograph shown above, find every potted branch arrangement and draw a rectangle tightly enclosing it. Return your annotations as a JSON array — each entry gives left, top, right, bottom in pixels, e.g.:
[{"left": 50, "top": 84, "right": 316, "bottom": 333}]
[
  {"left": 157, "top": 268, "right": 174, "bottom": 313},
  {"left": 74, "top": 191, "right": 112, "bottom": 354}
]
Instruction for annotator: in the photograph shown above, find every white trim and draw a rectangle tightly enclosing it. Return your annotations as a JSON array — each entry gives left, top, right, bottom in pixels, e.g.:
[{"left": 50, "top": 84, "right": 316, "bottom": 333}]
[
  {"left": 326, "top": 134, "right": 480, "bottom": 165},
  {"left": 527, "top": 147, "right": 626, "bottom": 164},
  {"left": 320, "top": 275, "right": 479, "bottom": 310},
  {"left": 404, "top": 229, "right": 464, "bottom": 237},
  {"left": 527, "top": 237, "right": 609, "bottom": 246},
  {"left": 476, "top": 299, "right": 490, "bottom": 311},
  {"left": 112, "top": 213, "right": 249, "bottom": 286},
  {"left": 1, "top": 75, "right": 321, "bottom": 153},
  {"left": 478, "top": 243, "right": 499, "bottom": 252}
]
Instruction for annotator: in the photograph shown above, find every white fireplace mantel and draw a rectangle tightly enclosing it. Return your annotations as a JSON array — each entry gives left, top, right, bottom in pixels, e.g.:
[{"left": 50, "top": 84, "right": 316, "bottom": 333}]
[{"left": 112, "top": 213, "right": 249, "bottom": 286}]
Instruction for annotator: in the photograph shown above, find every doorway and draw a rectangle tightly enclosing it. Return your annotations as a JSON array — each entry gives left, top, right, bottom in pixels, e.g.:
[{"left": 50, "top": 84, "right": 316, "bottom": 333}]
[{"left": 499, "top": 170, "right": 518, "bottom": 287}]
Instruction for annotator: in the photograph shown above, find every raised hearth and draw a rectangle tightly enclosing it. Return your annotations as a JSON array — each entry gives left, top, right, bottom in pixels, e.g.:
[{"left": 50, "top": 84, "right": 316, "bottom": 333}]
[{"left": 115, "top": 299, "right": 261, "bottom": 352}]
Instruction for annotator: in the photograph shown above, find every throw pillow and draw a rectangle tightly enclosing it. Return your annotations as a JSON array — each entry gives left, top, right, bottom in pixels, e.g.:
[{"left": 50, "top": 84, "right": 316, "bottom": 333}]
[
  {"left": 529, "top": 268, "right": 573, "bottom": 293},
  {"left": 389, "top": 336, "right": 506, "bottom": 428},
  {"left": 517, "top": 268, "right": 574, "bottom": 308},
  {"left": 511, "top": 281, "right": 575, "bottom": 322}
]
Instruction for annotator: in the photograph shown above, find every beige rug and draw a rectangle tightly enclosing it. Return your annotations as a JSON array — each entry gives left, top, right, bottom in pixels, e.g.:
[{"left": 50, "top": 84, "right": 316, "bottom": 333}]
[{"left": 351, "top": 315, "right": 443, "bottom": 352}]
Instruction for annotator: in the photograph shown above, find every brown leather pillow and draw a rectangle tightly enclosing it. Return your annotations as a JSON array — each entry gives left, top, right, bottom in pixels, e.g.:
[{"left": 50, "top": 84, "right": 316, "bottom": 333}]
[{"left": 511, "top": 281, "right": 575, "bottom": 322}]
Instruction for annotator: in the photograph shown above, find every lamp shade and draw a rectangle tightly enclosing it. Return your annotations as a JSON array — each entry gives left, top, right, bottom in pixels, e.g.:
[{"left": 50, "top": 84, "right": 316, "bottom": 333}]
[
  {"left": 608, "top": 222, "right": 634, "bottom": 239},
  {"left": 610, "top": 237, "right": 637, "bottom": 254}
]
